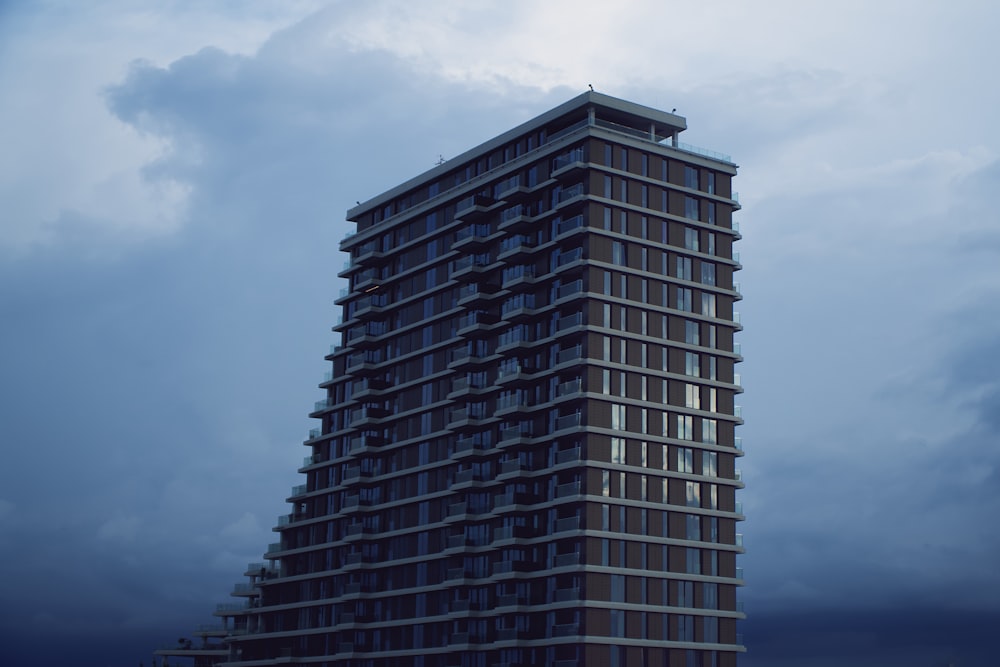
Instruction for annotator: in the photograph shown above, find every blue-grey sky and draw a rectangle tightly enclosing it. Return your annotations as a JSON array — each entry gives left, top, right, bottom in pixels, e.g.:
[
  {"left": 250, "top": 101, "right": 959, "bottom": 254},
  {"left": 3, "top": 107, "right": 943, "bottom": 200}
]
[{"left": 2, "top": 2, "right": 999, "bottom": 666}]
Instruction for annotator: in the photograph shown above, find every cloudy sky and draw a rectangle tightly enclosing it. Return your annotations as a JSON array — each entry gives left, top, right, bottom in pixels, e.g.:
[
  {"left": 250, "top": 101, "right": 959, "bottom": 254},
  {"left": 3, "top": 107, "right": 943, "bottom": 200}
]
[{"left": 2, "top": 1, "right": 999, "bottom": 665}]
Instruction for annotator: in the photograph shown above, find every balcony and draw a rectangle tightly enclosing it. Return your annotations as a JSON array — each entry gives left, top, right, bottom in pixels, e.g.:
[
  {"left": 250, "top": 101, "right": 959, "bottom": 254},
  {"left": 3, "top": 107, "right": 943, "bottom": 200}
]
[
  {"left": 553, "top": 516, "right": 581, "bottom": 534},
  {"left": 553, "top": 552, "right": 580, "bottom": 568},
  {"left": 455, "top": 194, "right": 496, "bottom": 218},
  {"left": 453, "top": 435, "right": 490, "bottom": 459},
  {"left": 555, "top": 378, "right": 582, "bottom": 399},
  {"left": 453, "top": 224, "right": 492, "bottom": 251},
  {"left": 554, "top": 412, "right": 582, "bottom": 432},
  {"left": 555, "top": 480, "right": 581, "bottom": 499},
  {"left": 554, "top": 446, "right": 581, "bottom": 465},
  {"left": 554, "top": 586, "right": 581, "bottom": 602},
  {"left": 451, "top": 255, "right": 494, "bottom": 282},
  {"left": 555, "top": 214, "right": 586, "bottom": 240},
  {"left": 448, "top": 407, "right": 490, "bottom": 430},
  {"left": 553, "top": 279, "right": 584, "bottom": 305},
  {"left": 556, "top": 312, "right": 583, "bottom": 333},
  {"left": 349, "top": 406, "right": 387, "bottom": 428},
  {"left": 497, "top": 204, "right": 531, "bottom": 232},
  {"left": 556, "top": 345, "right": 582, "bottom": 366},
  {"left": 499, "top": 425, "right": 533, "bottom": 445},
  {"left": 552, "top": 623, "right": 579, "bottom": 638}
]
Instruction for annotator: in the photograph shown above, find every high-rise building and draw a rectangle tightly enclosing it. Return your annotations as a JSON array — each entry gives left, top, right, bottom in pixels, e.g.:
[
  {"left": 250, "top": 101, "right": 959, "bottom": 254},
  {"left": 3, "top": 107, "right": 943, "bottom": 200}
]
[{"left": 158, "top": 91, "right": 744, "bottom": 667}]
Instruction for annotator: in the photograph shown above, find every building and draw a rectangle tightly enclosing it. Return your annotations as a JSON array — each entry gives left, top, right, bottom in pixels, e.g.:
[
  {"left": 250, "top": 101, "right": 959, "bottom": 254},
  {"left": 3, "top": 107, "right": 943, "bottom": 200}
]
[{"left": 169, "top": 91, "right": 745, "bottom": 667}]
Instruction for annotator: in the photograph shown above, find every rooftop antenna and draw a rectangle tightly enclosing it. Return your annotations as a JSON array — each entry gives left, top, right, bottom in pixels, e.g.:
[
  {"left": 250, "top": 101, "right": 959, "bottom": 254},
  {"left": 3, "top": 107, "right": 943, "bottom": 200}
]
[
  {"left": 588, "top": 84, "right": 594, "bottom": 92},
  {"left": 436, "top": 154, "right": 445, "bottom": 165}
]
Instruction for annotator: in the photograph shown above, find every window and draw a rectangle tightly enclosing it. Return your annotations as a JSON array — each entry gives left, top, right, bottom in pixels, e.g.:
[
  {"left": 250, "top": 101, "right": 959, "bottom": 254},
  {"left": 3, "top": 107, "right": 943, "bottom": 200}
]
[
  {"left": 702, "top": 292, "right": 716, "bottom": 317},
  {"left": 603, "top": 336, "right": 611, "bottom": 361},
  {"left": 684, "top": 196, "right": 699, "bottom": 220},
  {"left": 676, "top": 256, "right": 692, "bottom": 281},
  {"left": 611, "top": 574, "right": 625, "bottom": 602},
  {"left": 603, "top": 271, "right": 612, "bottom": 295},
  {"left": 702, "top": 419, "right": 718, "bottom": 444},
  {"left": 684, "top": 166, "right": 698, "bottom": 189},
  {"left": 686, "top": 514, "right": 701, "bottom": 540},
  {"left": 603, "top": 303, "right": 611, "bottom": 327},
  {"left": 604, "top": 206, "right": 612, "bottom": 230},
  {"left": 602, "top": 369, "right": 611, "bottom": 395},
  {"left": 677, "top": 287, "right": 692, "bottom": 312},
  {"left": 677, "top": 447, "right": 694, "bottom": 473},
  {"left": 612, "top": 241, "right": 625, "bottom": 266},
  {"left": 602, "top": 502, "right": 610, "bottom": 526},
  {"left": 686, "top": 481, "right": 700, "bottom": 507},
  {"left": 602, "top": 472, "right": 610, "bottom": 498},
  {"left": 685, "top": 548, "right": 701, "bottom": 574},
  {"left": 702, "top": 451, "right": 717, "bottom": 477},
  {"left": 701, "top": 262, "right": 716, "bottom": 286},
  {"left": 684, "top": 227, "right": 699, "bottom": 251},
  {"left": 677, "top": 580, "right": 693, "bottom": 606},
  {"left": 706, "top": 172, "right": 716, "bottom": 194},
  {"left": 704, "top": 616, "right": 719, "bottom": 643},
  {"left": 685, "top": 383, "right": 700, "bottom": 409},
  {"left": 707, "top": 232, "right": 716, "bottom": 255},
  {"left": 678, "top": 614, "right": 695, "bottom": 641},
  {"left": 707, "top": 201, "right": 716, "bottom": 224},
  {"left": 685, "top": 352, "right": 700, "bottom": 377},
  {"left": 611, "top": 437, "right": 625, "bottom": 464},
  {"left": 677, "top": 415, "right": 694, "bottom": 440},
  {"left": 611, "top": 404, "right": 626, "bottom": 430},
  {"left": 604, "top": 175, "right": 613, "bottom": 198},
  {"left": 685, "top": 320, "right": 700, "bottom": 345}
]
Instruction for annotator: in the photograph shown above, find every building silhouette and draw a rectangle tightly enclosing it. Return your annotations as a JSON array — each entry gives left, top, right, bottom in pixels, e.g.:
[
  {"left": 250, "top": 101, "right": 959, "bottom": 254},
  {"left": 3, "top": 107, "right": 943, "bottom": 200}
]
[{"left": 159, "top": 91, "right": 745, "bottom": 667}]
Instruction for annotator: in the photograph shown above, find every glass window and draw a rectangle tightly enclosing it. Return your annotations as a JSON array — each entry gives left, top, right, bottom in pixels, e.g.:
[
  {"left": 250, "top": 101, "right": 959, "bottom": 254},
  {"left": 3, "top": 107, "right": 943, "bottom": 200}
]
[
  {"left": 686, "top": 481, "right": 700, "bottom": 507},
  {"left": 677, "top": 415, "right": 694, "bottom": 440},
  {"left": 685, "top": 383, "right": 700, "bottom": 409},
  {"left": 685, "top": 320, "right": 700, "bottom": 345},
  {"left": 701, "top": 262, "right": 716, "bottom": 286},
  {"left": 684, "top": 166, "right": 698, "bottom": 189},
  {"left": 706, "top": 172, "right": 716, "bottom": 194},
  {"left": 678, "top": 447, "right": 693, "bottom": 473},
  {"left": 702, "top": 419, "right": 718, "bottom": 444},
  {"left": 685, "top": 352, "right": 700, "bottom": 377},
  {"left": 684, "top": 196, "right": 699, "bottom": 220},
  {"left": 613, "top": 241, "right": 625, "bottom": 266},
  {"left": 707, "top": 232, "right": 716, "bottom": 256},
  {"left": 686, "top": 514, "right": 701, "bottom": 540},
  {"left": 677, "top": 287, "right": 692, "bottom": 312},
  {"left": 611, "top": 437, "right": 625, "bottom": 464},
  {"left": 604, "top": 175, "right": 613, "bottom": 198},
  {"left": 707, "top": 201, "right": 716, "bottom": 224},
  {"left": 684, "top": 228, "right": 699, "bottom": 251},
  {"left": 676, "top": 256, "right": 692, "bottom": 281},
  {"left": 702, "top": 293, "right": 716, "bottom": 317},
  {"left": 702, "top": 451, "right": 717, "bottom": 477}
]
